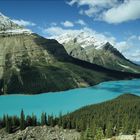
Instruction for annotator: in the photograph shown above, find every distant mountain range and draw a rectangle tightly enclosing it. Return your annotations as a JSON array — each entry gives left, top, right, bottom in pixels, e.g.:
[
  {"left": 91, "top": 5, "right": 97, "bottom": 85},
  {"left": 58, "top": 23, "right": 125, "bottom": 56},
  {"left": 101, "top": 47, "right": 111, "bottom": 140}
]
[
  {"left": 55, "top": 32, "right": 140, "bottom": 73},
  {"left": 0, "top": 13, "right": 140, "bottom": 95}
]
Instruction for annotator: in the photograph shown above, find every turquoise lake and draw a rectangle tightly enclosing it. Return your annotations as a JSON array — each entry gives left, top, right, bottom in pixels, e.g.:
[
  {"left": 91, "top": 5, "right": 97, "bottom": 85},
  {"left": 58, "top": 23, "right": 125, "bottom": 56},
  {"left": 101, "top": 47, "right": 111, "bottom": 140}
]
[{"left": 0, "top": 79, "right": 140, "bottom": 118}]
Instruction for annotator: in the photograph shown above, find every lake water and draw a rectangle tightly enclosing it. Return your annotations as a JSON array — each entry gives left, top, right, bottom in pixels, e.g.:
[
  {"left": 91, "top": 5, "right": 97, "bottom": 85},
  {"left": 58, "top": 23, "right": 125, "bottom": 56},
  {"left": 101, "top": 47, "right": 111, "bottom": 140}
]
[{"left": 0, "top": 79, "right": 140, "bottom": 118}]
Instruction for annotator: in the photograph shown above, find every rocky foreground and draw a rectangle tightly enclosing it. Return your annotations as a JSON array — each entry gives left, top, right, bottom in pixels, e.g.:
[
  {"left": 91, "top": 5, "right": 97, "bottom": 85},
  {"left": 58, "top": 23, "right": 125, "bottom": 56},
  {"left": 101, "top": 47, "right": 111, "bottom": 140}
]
[
  {"left": 104, "top": 132, "right": 140, "bottom": 140},
  {"left": 0, "top": 126, "right": 80, "bottom": 140},
  {"left": 0, "top": 126, "right": 140, "bottom": 140}
]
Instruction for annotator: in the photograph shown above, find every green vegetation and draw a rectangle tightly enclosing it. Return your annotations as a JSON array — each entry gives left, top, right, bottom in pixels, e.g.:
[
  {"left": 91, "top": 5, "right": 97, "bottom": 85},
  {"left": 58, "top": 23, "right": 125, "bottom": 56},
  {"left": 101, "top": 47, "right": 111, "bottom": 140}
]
[
  {"left": 0, "top": 94, "right": 139, "bottom": 139},
  {"left": 41, "top": 112, "right": 47, "bottom": 126},
  {"left": 5, "top": 115, "right": 12, "bottom": 133},
  {"left": 62, "top": 94, "right": 140, "bottom": 139},
  {"left": 20, "top": 109, "right": 25, "bottom": 130},
  {"left": 0, "top": 34, "right": 140, "bottom": 95}
]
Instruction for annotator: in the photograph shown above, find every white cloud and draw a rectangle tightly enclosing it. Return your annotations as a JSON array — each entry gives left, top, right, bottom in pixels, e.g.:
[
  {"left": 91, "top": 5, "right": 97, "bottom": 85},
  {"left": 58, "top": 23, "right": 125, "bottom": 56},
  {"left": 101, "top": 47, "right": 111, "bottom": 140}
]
[
  {"left": 61, "top": 21, "right": 74, "bottom": 27},
  {"left": 67, "top": 0, "right": 78, "bottom": 6},
  {"left": 115, "top": 41, "right": 130, "bottom": 52},
  {"left": 102, "top": 0, "right": 140, "bottom": 24},
  {"left": 76, "top": 19, "right": 86, "bottom": 26},
  {"left": 52, "top": 19, "right": 86, "bottom": 27},
  {"left": 68, "top": 0, "right": 116, "bottom": 7},
  {"left": 68, "top": 0, "right": 118, "bottom": 16},
  {"left": 116, "top": 35, "right": 140, "bottom": 61},
  {"left": 44, "top": 27, "right": 72, "bottom": 36},
  {"left": 12, "top": 19, "right": 36, "bottom": 26},
  {"left": 128, "top": 35, "right": 137, "bottom": 40},
  {"left": 124, "top": 50, "right": 140, "bottom": 61},
  {"left": 68, "top": 0, "right": 140, "bottom": 24}
]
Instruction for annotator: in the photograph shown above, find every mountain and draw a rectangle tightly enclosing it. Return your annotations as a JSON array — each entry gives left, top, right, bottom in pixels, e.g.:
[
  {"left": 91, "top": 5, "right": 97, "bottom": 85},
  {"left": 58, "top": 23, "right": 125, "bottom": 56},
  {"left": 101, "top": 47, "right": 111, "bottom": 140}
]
[
  {"left": 0, "top": 12, "right": 20, "bottom": 31},
  {"left": 0, "top": 12, "right": 31, "bottom": 34},
  {"left": 55, "top": 32, "right": 140, "bottom": 73},
  {"left": 61, "top": 94, "right": 140, "bottom": 137},
  {"left": 0, "top": 13, "right": 140, "bottom": 95}
]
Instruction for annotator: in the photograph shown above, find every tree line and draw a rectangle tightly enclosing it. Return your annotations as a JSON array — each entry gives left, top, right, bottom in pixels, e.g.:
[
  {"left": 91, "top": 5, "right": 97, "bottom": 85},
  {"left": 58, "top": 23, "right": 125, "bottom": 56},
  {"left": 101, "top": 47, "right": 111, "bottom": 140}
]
[
  {"left": 0, "top": 94, "right": 139, "bottom": 140},
  {"left": 0, "top": 110, "right": 56, "bottom": 133}
]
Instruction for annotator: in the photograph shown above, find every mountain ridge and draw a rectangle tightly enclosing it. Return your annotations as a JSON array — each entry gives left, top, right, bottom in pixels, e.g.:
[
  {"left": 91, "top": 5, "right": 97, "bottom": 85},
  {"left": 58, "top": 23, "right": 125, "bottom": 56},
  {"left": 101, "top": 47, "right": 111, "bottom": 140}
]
[
  {"left": 0, "top": 13, "right": 140, "bottom": 95},
  {"left": 55, "top": 32, "right": 140, "bottom": 73}
]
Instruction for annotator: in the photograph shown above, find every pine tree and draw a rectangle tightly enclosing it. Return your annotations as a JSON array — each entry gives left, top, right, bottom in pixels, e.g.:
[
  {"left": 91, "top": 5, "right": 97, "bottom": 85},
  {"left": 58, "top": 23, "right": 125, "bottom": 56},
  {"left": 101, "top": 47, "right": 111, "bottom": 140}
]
[
  {"left": 122, "top": 115, "right": 130, "bottom": 134},
  {"left": 131, "top": 119, "right": 138, "bottom": 134},
  {"left": 58, "top": 112, "right": 62, "bottom": 126},
  {"left": 62, "top": 117, "right": 67, "bottom": 129},
  {"left": 12, "top": 115, "right": 19, "bottom": 127},
  {"left": 20, "top": 110, "right": 25, "bottom": 130},
  {"left": 0, "top": 118, "right": 2, "bottom": 129},
  {"left": 41, "top": 112, "right": 47, "bottom": 126},
  {"left": 32, "top": 114, "right": 37, "bottom": 126},
  {"left": 26, "top": 115, "right": 32, "bottom": 126},
  {"left": 2, "top": 114, "right": 6, "bottom": 127},
  {"left": 106, "top": 122, "right": 113, "bottom": 137},
  {"left": 47, "top": 115, "right": 54, "bottom": 127},
  {"left": 5, "top": 115, "right": 12, "bottom": 133}
]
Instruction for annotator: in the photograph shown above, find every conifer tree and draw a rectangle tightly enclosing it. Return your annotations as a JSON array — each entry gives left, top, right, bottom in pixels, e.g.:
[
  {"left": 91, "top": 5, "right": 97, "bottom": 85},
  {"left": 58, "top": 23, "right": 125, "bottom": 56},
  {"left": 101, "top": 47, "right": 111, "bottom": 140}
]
[
  {"left": 106, "top": 122, "right": 113, "bottom": 137},
  {"left": 32, "top": 114, "right": 37, "bottom": 126},
  {"left": 48, "top": 115, "right": 54, "bottom": 127},
  {"left": 5, "top": 115, "right": 12, "bottom": 133},
  {"left": 41, "top": 112, "right": 47, "bottom": 126},
  {"left": 58, "top": 112, "right": 62, "bottom": 126},
  {"left": 2, "top": 114, "right": 6, "bottom": 127},
  {"left": 20, "top": 110, "right": 25, "bottom": 130},
  {"left": 26, "top": 115, "right": 32, "bottom": 126},
  {"left": 12, "top": 115, "right": 19, "bottom": 127}
]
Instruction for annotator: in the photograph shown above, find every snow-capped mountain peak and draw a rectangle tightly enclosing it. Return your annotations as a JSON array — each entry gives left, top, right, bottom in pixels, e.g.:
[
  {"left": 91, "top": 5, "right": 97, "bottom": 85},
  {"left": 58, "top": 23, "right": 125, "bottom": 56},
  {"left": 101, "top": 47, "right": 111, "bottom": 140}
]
[
  {"left": 0, "top": 12, "right": 32, "bottom": 35},
  {"left": 54, "top": 31, "right": 107, "bottom": 49}
]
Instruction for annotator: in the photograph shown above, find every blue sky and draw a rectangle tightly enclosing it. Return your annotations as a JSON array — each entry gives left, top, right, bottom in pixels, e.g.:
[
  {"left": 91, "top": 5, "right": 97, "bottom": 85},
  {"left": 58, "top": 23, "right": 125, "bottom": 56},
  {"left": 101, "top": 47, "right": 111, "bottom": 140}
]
[{"left": 0, "top": 0, "right": 140, "bottom": 61}]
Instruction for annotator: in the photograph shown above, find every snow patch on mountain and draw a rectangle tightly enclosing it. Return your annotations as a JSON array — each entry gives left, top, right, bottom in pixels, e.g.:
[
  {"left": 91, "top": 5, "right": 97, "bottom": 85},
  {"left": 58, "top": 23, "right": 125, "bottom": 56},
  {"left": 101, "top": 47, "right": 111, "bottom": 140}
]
[
  {"left": 0, "top": 12, "right": 32, "bottom": 35},
  {"left": 54, "top": 31, "right": 107, "bottom": 49},
  {"left": 0, "top": 29, "right": 32, "bottom": 35},
  {"left": 117, "top": 62, "right": 138, "bottom": 72}
]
